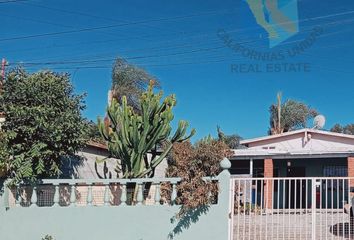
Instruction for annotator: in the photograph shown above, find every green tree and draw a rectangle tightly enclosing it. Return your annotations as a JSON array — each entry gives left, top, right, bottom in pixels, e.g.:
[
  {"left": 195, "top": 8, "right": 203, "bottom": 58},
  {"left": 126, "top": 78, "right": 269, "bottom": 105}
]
[
  {"left": 0, "top": 131, "right": 9, "bottom": 177},
  {"left": 98, "top": 81, "right": 194, "bottom": 178},
  {"left": 344, "top": 124, "right": 354, "bottom": 135},
  {"left": 111, "top": 58, "right": 159, "bottom": 112},
  {"left": 86, "top": 120, "right": 106, "bottom": 144},
  {"left": 330, "top": 124, "right": 344, "bottom": 133},
  {"left": 269, "top": 92, "right": 318, "bottom": 135},
  {"left": 0, "top": 69, "right": 88, "bottom": 182},
  {"left": 330, "top": 123, "right": 354, "bottom": 135},
  {"left": 217, "top": 125, "right": 243, "bottom": 149}
]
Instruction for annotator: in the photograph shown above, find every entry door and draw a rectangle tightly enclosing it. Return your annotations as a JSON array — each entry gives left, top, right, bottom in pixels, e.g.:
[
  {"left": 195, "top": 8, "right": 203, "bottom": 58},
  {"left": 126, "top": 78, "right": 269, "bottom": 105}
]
[
  {"left": 287, "top": 167, "right": 306, "bottom": 208},
  {"left": 287, "top": 166, "right": 306, "bottom": 177}
]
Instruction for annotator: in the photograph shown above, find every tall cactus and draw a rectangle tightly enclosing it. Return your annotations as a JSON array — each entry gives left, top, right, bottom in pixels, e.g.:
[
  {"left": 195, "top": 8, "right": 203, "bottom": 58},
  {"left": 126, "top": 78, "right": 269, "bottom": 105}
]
[{"left": 98, "top": 81, "right": 195, "bottom": 178}]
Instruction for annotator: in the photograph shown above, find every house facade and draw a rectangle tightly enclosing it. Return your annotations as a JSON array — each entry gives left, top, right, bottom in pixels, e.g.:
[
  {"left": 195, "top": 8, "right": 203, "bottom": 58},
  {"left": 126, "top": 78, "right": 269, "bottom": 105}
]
[
  {"left": 231, "top": 128, "right": 354, "bottom": 179},
  {"left": 64, "top": 141, "right": 167, "bottom": 179},
  {"left": 231, "top": 128, "right": 354, "bottom": 209}
]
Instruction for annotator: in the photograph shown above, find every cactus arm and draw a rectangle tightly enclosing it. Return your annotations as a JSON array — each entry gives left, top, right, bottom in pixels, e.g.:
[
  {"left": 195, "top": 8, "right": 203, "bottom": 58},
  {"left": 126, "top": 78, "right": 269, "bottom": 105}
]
[
  {"left": 177, "top": 128, "right": 196, "bottom": 142},
  {"left": 121, "top": 98, "right": 133, "bottom": 148},
  {"left": 171, "top": 121, "right": 188, "bottom": 142},
  {"left": 97, "top": 117, "right": 110, "bottom": 141},
  {"left": 136, "top": 143, "right": 173, "bottom": 178},
  {"left": 107, "top": 100, "right": 118, "bottom": 128},
  {"left": 150, "top": 144, "right": 173, "bottom": 168},
  {"left": 95, "top": 156, "right": 110, "bottom": 164}
]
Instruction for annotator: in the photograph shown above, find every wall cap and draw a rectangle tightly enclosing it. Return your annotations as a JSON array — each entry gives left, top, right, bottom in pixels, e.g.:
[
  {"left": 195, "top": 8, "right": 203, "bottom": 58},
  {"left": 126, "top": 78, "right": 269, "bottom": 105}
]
[{"left": 220, "top": 158, "right": 231, "bottom": 170}]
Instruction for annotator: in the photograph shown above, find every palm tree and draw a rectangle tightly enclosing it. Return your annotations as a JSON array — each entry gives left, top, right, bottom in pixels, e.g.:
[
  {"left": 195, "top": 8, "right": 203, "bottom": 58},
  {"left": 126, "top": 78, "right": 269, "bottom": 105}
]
[
  {"left": 269, "top": 92, "right": 318, "bottom": 135},
  {"left": 110, "top": 58, "right": 160, "bottom": 112}
]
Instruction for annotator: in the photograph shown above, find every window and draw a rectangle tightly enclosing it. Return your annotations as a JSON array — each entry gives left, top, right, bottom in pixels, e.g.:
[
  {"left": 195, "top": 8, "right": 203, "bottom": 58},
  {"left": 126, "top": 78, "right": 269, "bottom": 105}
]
[{"left": 323, "top": 166, "right": 347, "bottom": 177}]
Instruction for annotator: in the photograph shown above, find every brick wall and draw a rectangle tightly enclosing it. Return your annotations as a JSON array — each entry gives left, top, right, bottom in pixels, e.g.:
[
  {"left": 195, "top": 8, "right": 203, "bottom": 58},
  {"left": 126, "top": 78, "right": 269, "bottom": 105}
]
[
  {"left": 264, "top": 158, "right": 273, "bottom": 178},
  {"left": 264, "top": 158, "right": 273, "bottom": 209}
]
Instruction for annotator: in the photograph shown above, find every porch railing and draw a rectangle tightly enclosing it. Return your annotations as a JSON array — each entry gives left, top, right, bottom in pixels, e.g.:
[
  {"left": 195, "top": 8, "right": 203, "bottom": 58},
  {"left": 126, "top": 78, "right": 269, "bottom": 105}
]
[{"left": 231, "top": 177, "right": 354, "bottom": 240}]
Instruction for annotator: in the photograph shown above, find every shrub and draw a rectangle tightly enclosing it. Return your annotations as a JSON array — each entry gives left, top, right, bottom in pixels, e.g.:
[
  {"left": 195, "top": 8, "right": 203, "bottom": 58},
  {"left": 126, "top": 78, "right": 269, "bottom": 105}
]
[
  {"left": 163, "top": 138, "right": 232, "bottom": 215},
  {"left": 0, "top": 69, "right": 88, "bottom": 183}
]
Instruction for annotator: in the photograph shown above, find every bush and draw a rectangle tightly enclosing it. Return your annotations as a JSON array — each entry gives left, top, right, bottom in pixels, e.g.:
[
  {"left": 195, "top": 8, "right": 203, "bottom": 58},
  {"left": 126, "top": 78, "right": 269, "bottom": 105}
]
[
  {"left": 163, "top": 139, "right": 232, "bottom": 215},
  {"left": 0, "top": 69, "right": 88, "bottom": 183},
  {"left": 41, "top": 235, "right": 54, "bottom": 240}
]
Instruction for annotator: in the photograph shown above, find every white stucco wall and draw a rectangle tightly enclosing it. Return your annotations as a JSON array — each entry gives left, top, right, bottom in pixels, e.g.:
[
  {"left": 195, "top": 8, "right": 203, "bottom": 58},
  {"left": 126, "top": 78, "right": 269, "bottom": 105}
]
[
  {"left": 71, "top": 146, "right": 168, "bottom": 179},
  {"left": 245, "top": 130, "right": 354, "bottom": 152}
]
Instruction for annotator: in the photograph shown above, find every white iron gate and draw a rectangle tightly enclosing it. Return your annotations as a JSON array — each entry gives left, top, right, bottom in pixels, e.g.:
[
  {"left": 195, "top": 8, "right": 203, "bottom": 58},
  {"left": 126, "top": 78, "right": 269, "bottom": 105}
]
[{"left": 230, "top": 177, "right": 354, "bottom": 240}]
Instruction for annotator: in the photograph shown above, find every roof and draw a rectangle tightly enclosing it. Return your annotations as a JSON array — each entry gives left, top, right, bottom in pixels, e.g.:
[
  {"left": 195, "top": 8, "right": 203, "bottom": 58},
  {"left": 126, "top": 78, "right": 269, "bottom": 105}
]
[
  {"left": 86, "top": 140, "right": 108, "bottom": 150},
  {"left": 85, "top": 141, "right": 164, "bottom": 153},
  {"left": 231, "top": 149, "right": 354, "bottom": 160},
  {"left": 232, "top": 128, "right": 354, "bottom": 159},
  {"left": 240, "top": 128, "right": 354, "bottom": 145}
]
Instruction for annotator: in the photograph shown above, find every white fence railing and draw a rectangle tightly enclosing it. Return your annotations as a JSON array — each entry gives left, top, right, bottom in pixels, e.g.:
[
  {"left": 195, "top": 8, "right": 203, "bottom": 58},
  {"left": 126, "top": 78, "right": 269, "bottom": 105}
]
[{"left": 231, "top": 177, "right": 354, "bottom": 240}]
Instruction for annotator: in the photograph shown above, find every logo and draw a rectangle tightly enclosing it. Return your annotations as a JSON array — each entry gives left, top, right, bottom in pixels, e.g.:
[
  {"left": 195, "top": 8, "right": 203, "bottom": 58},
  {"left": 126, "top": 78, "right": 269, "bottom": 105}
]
[
  {"left": 217, "top": 0, "right": 323, "bottom": 73},
  {"left": 245, "top": 0, "right": 299, "bottom": 48}
]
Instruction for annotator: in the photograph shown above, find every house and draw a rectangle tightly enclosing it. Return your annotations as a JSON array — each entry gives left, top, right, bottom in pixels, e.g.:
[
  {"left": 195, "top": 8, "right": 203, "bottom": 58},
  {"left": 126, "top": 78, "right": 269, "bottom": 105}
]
[
  {"left": 230, "top": 128, "right": 354, "bottom": 209},
  {"left": 64, "top": 141, "right": 167, "bottom": 179},
  {"left": 230, "top": 128, "right": 354, "bottom": 179},
  {"left": 0, "top": 141, "right": 167, "bottom": 179},
  {"left": 63, "top": 141, "right": 119, "bottom": 179},
  {"left": 2, "top": 142, "right": 168, "bottom": 207}
]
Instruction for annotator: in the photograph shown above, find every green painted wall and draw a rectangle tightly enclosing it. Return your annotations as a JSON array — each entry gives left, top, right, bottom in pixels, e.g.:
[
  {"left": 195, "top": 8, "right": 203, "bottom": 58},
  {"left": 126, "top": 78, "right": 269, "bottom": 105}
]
[{"left": 0, "top": 165, "right": 231, "bottom": 240}]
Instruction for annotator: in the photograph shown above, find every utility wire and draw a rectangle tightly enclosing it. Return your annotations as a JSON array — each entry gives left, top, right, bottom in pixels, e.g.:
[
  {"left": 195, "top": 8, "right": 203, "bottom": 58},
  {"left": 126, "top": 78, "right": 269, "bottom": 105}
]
[
  {"left": 0, "top": 8, "right": 239, "bottom": 42},
  {"left": 12, "top": 28, "right": 352, "bottom": 71},
  {"left": 0, "top": 0, "right": 30, "bottom": 4},
  {"left": 10, "top": 16, "right": 354, "bottom": 67},
  {"left": 3, "top": 5, "right": 353, "bottom": 43},
  {"left": 1, "top": 13, "right": 74, "bottom": 28},
  {"left": 19, "top": 1, "right": 195, "bottom": 34},
  {"left": 2, "top": 7, "right": 353, "bottom": 60}
]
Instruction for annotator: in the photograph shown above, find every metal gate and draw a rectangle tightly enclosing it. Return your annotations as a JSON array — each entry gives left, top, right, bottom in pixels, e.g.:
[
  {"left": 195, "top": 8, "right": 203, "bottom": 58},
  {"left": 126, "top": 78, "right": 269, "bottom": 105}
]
[{"left": 230, "top": 177, "right": 354, "bottom": 240}]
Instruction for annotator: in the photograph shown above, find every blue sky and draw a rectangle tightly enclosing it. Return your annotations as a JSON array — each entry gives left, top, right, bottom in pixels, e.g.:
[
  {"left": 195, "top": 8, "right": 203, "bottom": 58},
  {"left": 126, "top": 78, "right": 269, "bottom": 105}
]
[{"left": 1, "top": 0, "right": 354, "bottom": 140}]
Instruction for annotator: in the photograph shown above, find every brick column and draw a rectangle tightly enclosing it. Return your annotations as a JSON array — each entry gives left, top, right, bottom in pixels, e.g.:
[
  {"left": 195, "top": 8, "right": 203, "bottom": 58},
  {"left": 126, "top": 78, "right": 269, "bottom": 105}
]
[
  {"left": 348, "top": 156, "right": 354, "bottom": 189},
  {"left": 264, "top": 158, "right": 273, "bottom": 209}
]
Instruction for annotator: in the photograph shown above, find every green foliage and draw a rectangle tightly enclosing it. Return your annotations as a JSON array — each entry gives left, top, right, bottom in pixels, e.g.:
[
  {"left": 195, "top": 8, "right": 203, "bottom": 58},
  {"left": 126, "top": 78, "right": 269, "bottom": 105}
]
[
  {"left": 0, "top": 69, "right": 88, "bottom": 183},
  {"left": 217, "top": 125, "right": 243, "bottom": 149},
  {"left": 330, "top": 123, "right": 343, "bottom": 133},
  {"left": 98, "top": 81, "right": 195, "bottom": 178},
  {"left": 0, "top": 131, "right": 9, "bottom": 176},
  {"left": 86, "top": 120, "right": 106, "bottom": 144},
  {"left": 330, "top": 123, "right": 354, "bottom": 135},
  {"left": 41, "top": 235, "right": 54, "bottom": 240},
  {"left": 111, "top": 57, "right": 159, "bottom": 112},
  {"left": 269, "top": 92, "right": 318, "bottom": 135}
]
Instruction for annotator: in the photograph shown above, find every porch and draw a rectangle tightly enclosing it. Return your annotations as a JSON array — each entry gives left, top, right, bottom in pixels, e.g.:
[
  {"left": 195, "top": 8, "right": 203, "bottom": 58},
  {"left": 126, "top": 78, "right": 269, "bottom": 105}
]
[
  {"left": 230, "top": 156, "right": 351, "bottom": 178},
  {"left": 231, "top": 177, "right": 354, "bottom": 240}
]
